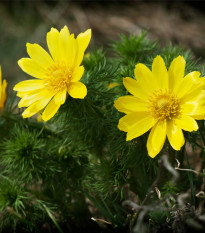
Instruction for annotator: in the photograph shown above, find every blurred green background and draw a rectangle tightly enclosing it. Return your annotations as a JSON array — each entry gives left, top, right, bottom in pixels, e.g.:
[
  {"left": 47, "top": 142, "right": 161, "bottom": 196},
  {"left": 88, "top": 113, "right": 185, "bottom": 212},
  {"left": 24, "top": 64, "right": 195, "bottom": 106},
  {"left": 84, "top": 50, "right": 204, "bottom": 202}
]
[{"left": 0, "top": 0, "right": 204, "bottom": 92}]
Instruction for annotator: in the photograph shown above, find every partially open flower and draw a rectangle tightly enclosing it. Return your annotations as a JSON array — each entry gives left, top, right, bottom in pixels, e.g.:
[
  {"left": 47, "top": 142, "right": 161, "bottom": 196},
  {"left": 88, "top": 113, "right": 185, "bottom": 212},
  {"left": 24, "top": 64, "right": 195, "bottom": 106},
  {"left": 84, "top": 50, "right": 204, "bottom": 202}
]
[
  {"left": 0, "top": 66, "right": 7, "bottom": 115},
  {"left": 114, "top": 55, "right": 205, "bottom": 158},
  {"left": 14, "top": 26, "right": 91, "bottom": 121}
]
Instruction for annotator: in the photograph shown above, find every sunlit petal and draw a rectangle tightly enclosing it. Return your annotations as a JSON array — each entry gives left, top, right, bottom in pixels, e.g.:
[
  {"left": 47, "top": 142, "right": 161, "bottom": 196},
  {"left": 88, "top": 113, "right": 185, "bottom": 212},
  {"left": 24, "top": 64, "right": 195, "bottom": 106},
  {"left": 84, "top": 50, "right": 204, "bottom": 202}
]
[
  {"left": 125, "top": 114, "right": 156, "bottom": 140},
  {"left": 123, "top": 77, "right": 148, "bottom": 100},
  {"left": 167, "top": 120, "right": 185, "bottom": 150},
  {"left": 134, "top": 63, "right": 157, "bottom": 93},
  {"left": 14, "top": 79, "right": 44, "bottom": 92},
  {"left": 147, "top": 120, "right": 167, "bottom": 158},
  {"left": 47, "top": 27, "right": 60, "bottom": 62},
  {"left": 168, "top": 55, "right": 185, "bottom": 91},
  {"left": 152, "top": 55, "right": 168, "bottom": 89},
  {"left": 174, "top": 115, "right": 198, "bottom": 132},
  {"left": 22, "top": 97, "right": 52, "bottom": 118},
  {"left": 18, "top": 58, "right": 46, "bottom": 79},
  {"left": 75, "top": 29, "right": 92, "bottom": 66},
  {"left": 114, "top": 96, "right": 147, "bottom": 114},
  {"left": 42, "top": 97, "right": 61, "bottom": 122},
  {"left": 68, "top": 82, "right": 87, "bottom": 99},
  {"left": 71, "top": 66, "right": 84, "bottom": 82},
  {"left": 26, "top": 43, "right": 54, "bottom": 69}
]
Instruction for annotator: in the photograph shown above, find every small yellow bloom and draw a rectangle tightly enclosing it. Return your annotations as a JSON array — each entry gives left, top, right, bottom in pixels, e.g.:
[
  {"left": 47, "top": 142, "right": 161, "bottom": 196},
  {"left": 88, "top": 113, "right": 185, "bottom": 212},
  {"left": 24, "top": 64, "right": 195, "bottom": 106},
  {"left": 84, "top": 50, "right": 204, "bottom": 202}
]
[
  {"left": 85, "top": 52, "right": 90, "bottom": 58},
  {"left": 114, "top": 55, "right": 205, "bottom": 158},
  {"left": 107, "top": 83, "right": 119, "bottom": 89},
  {"left": 36, "top": 114, "right": 43, "bottom": 123},
  {"left": 0, "top": 66, "right": 7, "bottom": 115},
  {"left": 14, "top": 26, "right": 91, "bottom": 121}
]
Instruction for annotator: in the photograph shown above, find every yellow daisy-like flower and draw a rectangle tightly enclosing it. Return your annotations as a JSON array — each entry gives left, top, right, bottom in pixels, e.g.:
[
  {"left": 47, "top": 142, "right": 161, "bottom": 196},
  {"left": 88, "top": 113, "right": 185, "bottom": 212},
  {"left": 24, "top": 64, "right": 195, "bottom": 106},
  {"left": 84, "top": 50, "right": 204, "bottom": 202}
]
[
  {"left": 14, "top": 26, "right": 91, "bottom": 121},
  {"left": 114, "top": 55, "right": 205, "bottom": 158},
  {"left": 0, "top": 65, "right": 7, "bottom": 115}
]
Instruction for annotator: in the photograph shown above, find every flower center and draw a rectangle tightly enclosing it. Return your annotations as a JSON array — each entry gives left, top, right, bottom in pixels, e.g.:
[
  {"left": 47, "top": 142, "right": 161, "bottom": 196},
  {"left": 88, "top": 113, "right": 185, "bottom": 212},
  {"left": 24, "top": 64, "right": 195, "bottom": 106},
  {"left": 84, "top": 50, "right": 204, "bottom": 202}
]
[
  {"left": 148, "top": 90, "right": 180, "bottom": 120},
  {"left": 44, "top": 61, "right": 72, "bottom": 93}
]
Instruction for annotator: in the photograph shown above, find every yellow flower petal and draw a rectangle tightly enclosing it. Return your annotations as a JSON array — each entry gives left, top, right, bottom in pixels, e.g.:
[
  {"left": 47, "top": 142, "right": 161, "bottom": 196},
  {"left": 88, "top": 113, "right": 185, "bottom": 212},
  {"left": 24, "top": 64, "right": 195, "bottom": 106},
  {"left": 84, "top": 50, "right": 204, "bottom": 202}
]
[
  {"left": 134, "top": 63, "right": 157, "bottom": 93},
  {"left": 2, "top": 79, "right": 7, "bottom": 99},
  {"left": 182, "top": 102, "right": 200, "bottom": 115},
  {"left": 0, "top": 65, "right": 2, "bottom": 84},
  {"left": 181, "top": 86, "right": 205, "bottom": 104},
  {"left": 13, "top": 79, "right": 44, "bottom": 92},
  {"left": 152, "top": 55, "right": 168, "bottom": 89},
  {"left": 22, "top": 97, "right": 52, "bottom": 118},
  {"left": 174, "top": 115, "right": 198, "bottom": 132},
  {"left": 75, "top": 29, "right": 92, "bottom": 66},
  {"left": 182, "top": 100, "right": 205, "bottom": 118},
  {"left": 59, "top": 26, "right": 70, "bottom": 60},
  {"left": 168, "top": 56, "right": 185, "bottom": 91},
  {"left": 107, "top": 83, "right": 119, "bottom": 89},
  {"left": 192, "top": 113, "right": 205, "bottom": 120},
  {"left": 17, "top": 91, "right": 30, "bottom": 98},
  {"left": 68, "top": 81, "right": 87, "bottom": 99},
  {"left": 26, "top": 43, "right": 54, "bottom": 69},
  {"left": 114, "top": 95, "right": 147, "bottom": 114},
  {"left": 58, "top": 26, "right": 78, "bottom": 67},
  {"left": 2, "top": 79, "right": 7, "bottom": 95},
  {"left": 184, "top": 71, "right": 201, "bottom": 82},
  {"left": 71, "top": 66, "right": 84, "bottom": 82},
  {"left": 54, "top": 89, "right": 67, "bottom": 105},
  {"left": 189, "top": 108, "right": 205, "bottom": 120},
  {"left": 123, "top": 113, "right": 156, "bottom": 141},
  {"left": 42, "top": 97, "right": 61, "bottom": 121},
  {"left": 18, "top": 58, "right": 46, "bottom": 79},
  {"left": 47, "top": 27, "right": 60, "bottom": 62},
  {"left": 181, "top": 90, "right": 205, "bottom": 119},
  {"left": 147, "top": 120, "right": 167, "bottom": 158},
  {"left": 65, "top": 34, "right": 77, "bottom": 67},
  {"left": 123, "top": 77, "right": 148, "bottom": 100},
  {"left": 0, "top": 72, "right": 7, "bottom": 110},
  {"left": 167, "top": 120, "right": 185, "bottom": 150},
  {"left": 18, "top": 89, "right": 53, "bottom": 108},
  {"left": 118, "top": 112, "right": 144, "bottom": 132},
  {"left": 175, "top": 71, "right": 202, "bottom": 99}
]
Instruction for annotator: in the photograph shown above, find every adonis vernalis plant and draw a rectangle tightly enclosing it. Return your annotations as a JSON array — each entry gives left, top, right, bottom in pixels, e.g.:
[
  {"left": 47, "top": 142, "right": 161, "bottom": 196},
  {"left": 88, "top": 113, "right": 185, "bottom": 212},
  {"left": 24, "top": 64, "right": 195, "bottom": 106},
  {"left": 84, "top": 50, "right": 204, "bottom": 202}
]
[
  {"left": 114, "top": 55, "right": 205, "bottom": 158},
  {"left": 1, "top": 30, "right": 205, "bottom": 233},
  {"left": 14, "top": 26, "right": 91, "bottom": 121},
  {"left": 0, "top": 65, "right": 7, "bottom": 115}
]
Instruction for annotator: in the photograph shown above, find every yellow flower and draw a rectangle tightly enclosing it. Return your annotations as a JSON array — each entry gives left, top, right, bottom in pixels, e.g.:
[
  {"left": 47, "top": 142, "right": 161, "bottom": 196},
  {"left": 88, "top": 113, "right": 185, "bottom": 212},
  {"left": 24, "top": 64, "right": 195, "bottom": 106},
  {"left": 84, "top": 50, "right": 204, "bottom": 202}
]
[
  {"left": 0, "top": 65, "right": 7, "bottom": 115},
  {"left": 85, "top": 52, "right": 90, "bottom": 58},
  {"left": 107, "top": 83, "right": 119, "bottom": 89},
  {"left": 114, "top": 55, "right": 205, "bottom": 158},
  {"left": 14, "top": 26, "right": 91, "bottom": 121},
  {"left": 36, "top": 114, "right": 43, "bottom": 123}
]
